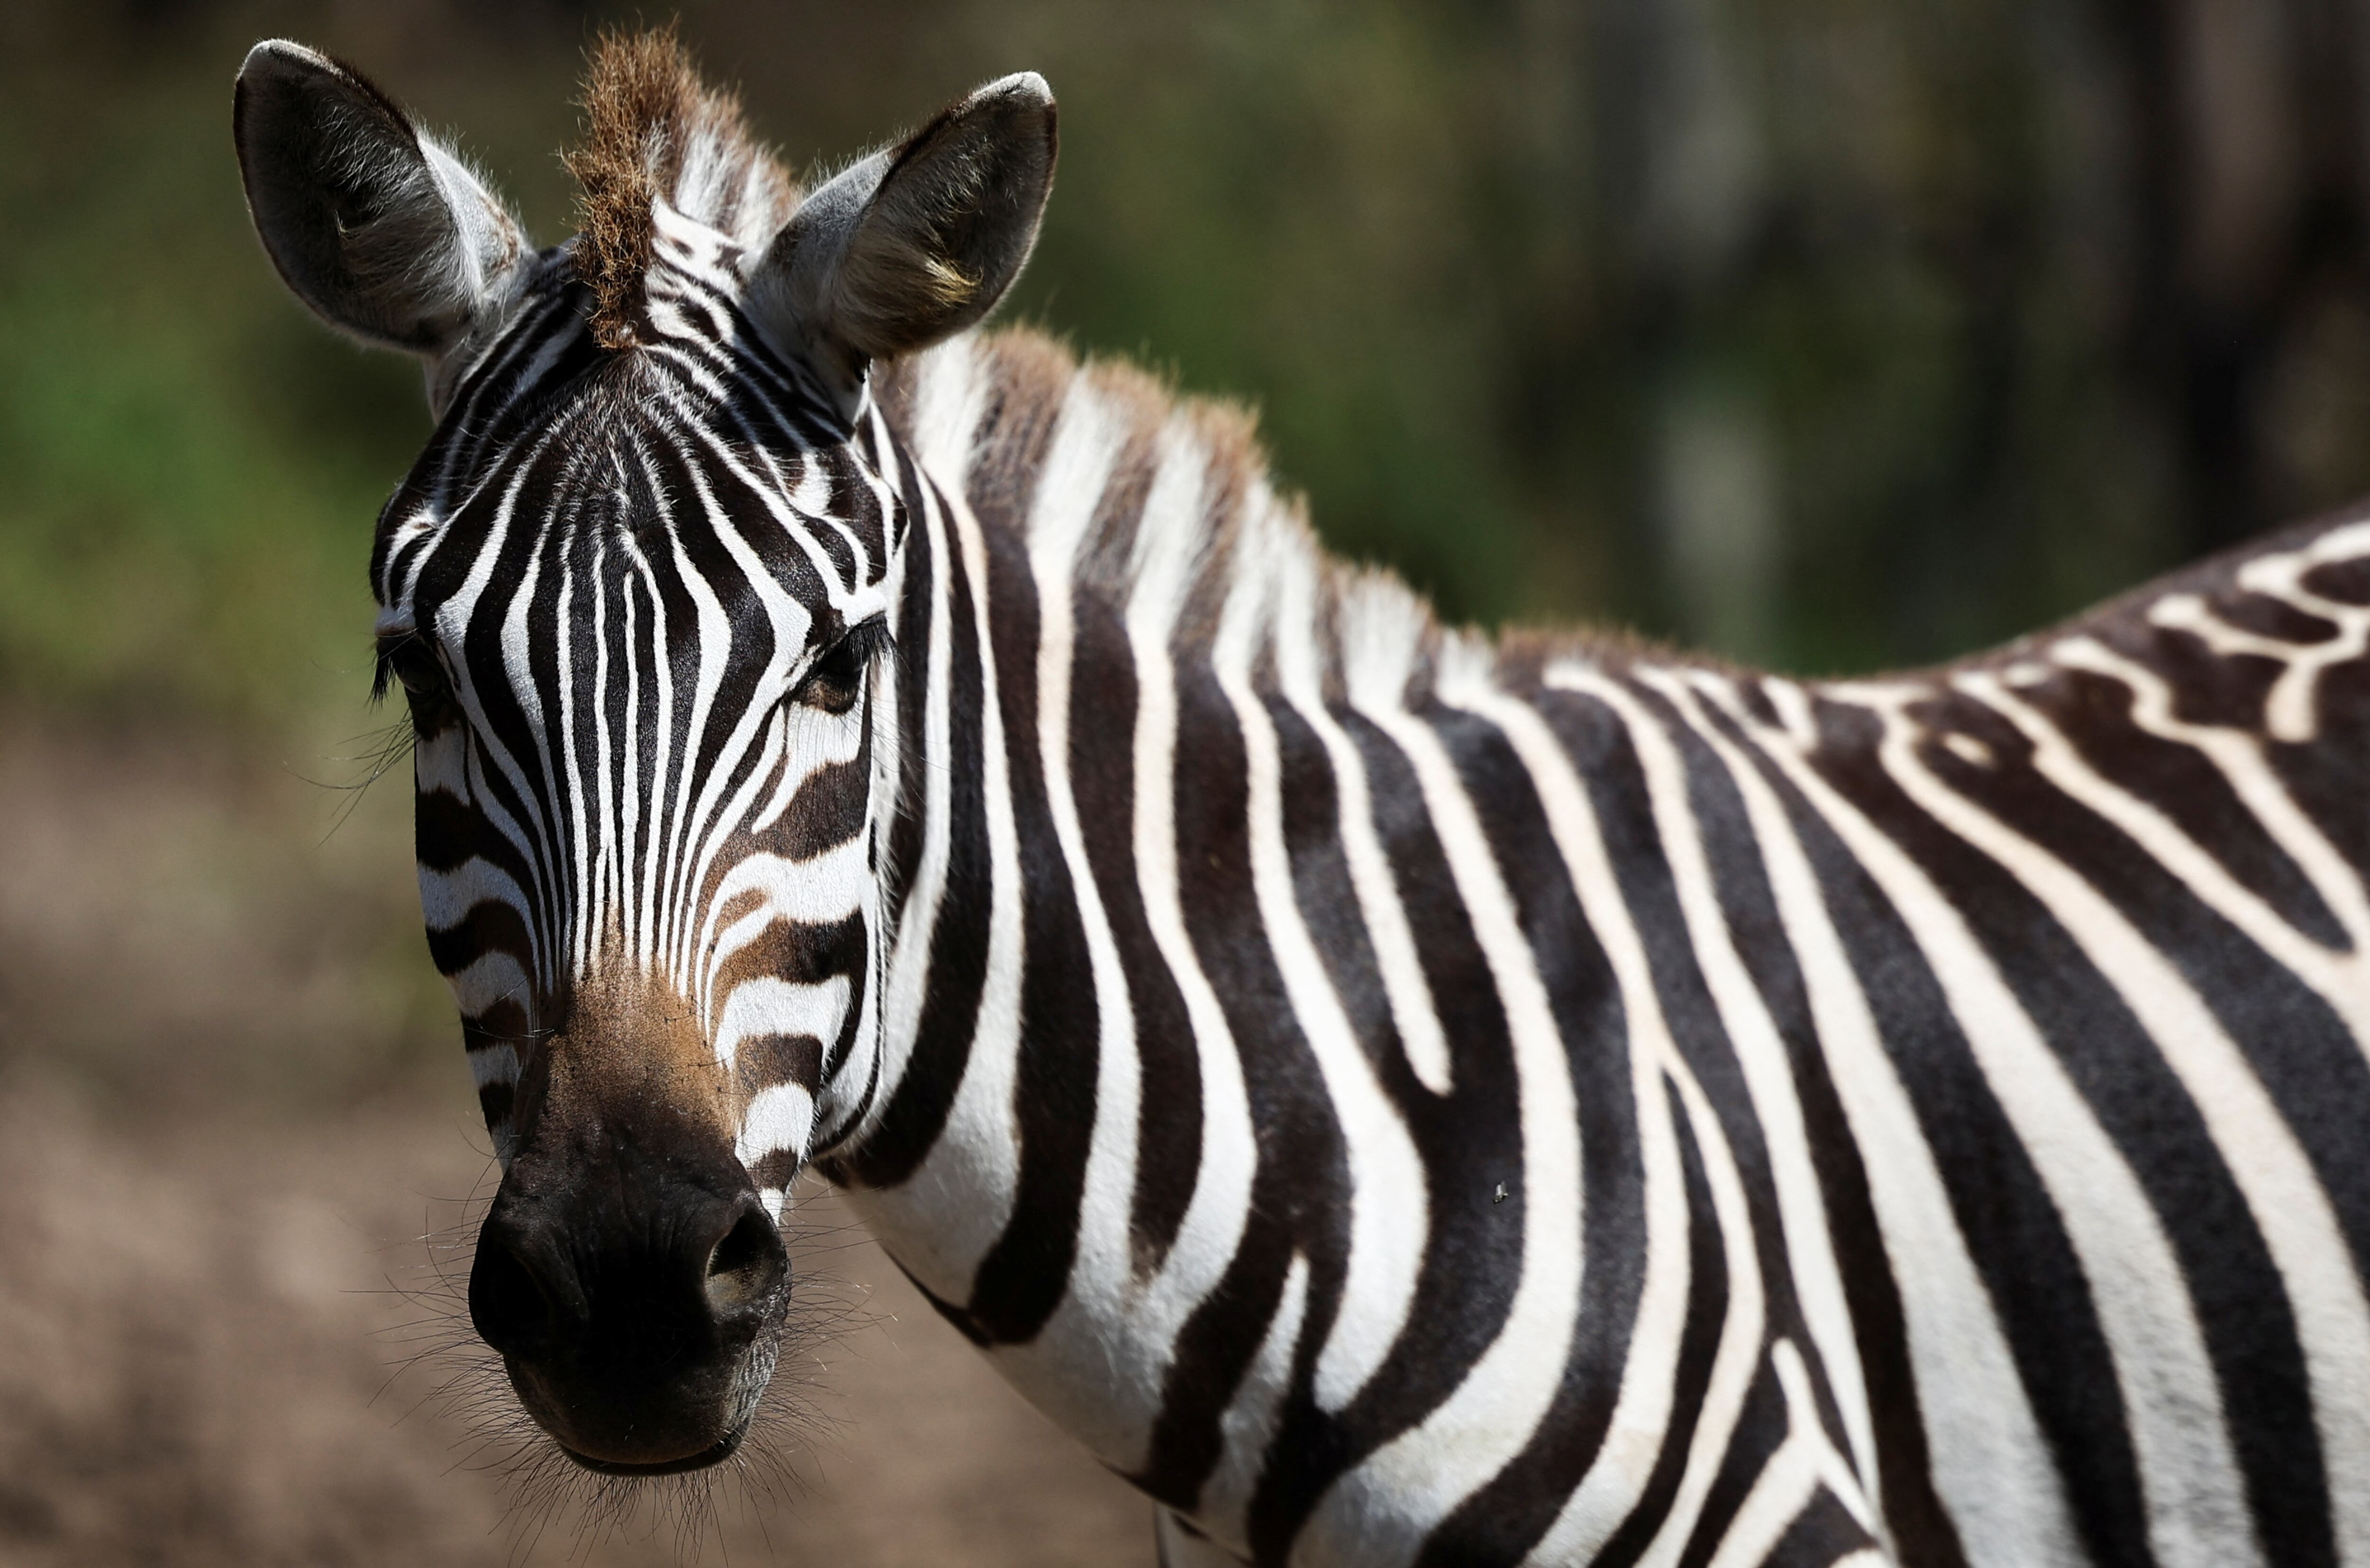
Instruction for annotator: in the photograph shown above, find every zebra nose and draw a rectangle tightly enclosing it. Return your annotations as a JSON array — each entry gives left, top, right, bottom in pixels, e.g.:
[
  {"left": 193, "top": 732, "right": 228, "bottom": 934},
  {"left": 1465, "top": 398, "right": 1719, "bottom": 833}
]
[
  {"left": 466, "top": 1198, "right": 790, "bottom": 1356},
  {"left": 466, "top": 1223, "right": 573, "bottom": 1356},
  {"left": 465, "top": 1166, "right": 792, "bottom": 1471},
  {"left": 703, "top": 1205, "right": 793, "bottom": 1318}
]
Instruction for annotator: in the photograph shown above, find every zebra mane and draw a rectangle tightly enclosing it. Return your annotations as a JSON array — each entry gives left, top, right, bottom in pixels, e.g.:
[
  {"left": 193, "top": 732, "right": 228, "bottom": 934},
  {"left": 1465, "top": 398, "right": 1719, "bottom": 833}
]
[
  {"left": 878, "top": 326, "right": 1490, "bottom": 699},
  {"left": 564, "top": 26, "right": 799, "bottom": 349}
]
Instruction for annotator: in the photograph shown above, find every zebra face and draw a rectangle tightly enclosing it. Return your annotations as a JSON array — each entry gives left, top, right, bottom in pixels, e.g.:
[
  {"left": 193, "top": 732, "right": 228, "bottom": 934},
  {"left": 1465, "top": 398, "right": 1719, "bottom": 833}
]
[
  {"left": 375, "top": 337, "right": 898, "bottom": 1470},
  {"left": 376, "top": 331, "right": 902, "bottom": 1201},
  {"left": 236, "top": 35, "right": 1053, "bottom": 1476}
]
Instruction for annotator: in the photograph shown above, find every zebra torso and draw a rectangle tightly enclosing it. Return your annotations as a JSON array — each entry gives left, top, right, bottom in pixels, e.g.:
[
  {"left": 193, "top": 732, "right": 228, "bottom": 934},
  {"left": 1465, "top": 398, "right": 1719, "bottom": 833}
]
[{"left": 828, "top": 328, "right": 2370, "bottom": 1568}]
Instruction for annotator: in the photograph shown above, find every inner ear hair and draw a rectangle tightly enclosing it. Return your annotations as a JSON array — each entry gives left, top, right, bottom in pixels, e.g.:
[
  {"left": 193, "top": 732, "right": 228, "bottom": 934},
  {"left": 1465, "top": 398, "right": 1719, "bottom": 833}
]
[
  {"left": 235, "top": 40, "right": 525, "bottom": 356},
  {"left": 751, "top": 73, "right": 1057, "bottom": 402},
  {"left": 834, "top": 76, "right": 1057, "bottom": 358}
]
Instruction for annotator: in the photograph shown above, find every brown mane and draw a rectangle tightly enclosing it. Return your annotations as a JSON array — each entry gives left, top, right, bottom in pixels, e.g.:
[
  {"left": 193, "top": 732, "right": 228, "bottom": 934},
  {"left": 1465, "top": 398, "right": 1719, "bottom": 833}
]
[{"left": 563, "top": 26, "right": 798, "bottom": 348}]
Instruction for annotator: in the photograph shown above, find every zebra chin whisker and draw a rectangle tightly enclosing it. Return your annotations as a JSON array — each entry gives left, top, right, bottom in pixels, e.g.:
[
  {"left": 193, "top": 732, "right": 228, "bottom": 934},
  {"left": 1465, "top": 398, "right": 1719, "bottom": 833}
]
[{"left": 365, "top": 1166, "right": 876, "bottom": 1558}]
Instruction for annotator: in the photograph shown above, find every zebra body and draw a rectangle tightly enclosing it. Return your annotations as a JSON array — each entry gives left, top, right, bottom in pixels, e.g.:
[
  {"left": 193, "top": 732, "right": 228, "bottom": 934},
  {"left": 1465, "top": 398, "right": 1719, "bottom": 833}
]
[
  {"left": 231, "top": 31, "right": 2370, "bottom": 1567},
  {"left": 850, "top": 330, "right": 2370, "bottom": 1568}
]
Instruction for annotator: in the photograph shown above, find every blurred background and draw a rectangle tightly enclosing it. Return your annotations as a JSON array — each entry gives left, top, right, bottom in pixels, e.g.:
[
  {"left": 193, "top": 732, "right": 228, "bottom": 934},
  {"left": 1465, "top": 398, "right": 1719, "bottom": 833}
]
[{"left": 5, "top": 0, "right": 2370, "bottom": 1561}]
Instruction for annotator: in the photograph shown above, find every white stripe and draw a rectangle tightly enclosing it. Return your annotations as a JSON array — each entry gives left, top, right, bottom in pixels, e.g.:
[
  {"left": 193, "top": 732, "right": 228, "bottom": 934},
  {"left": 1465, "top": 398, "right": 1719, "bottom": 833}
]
[
  {"left": 1213, "top": 497, "right": 1425, "bottom": 1418},
  {"left": 634, "top": 449, "right": 679, "bottom": 971},
  {"left": 1702, "top": 1341, "right": 1875, "bottom": 1568},
  {"left": 736, "top": 1082, "right": 817, "bottom": 1168},
  {"left": 748, "top": 701, "right": 866, "bottom": 833},
  {"left": 417, "top": 857, "right": 529, "bottom": 934},
  {"left": 552, "top": 547, "right": 594, "bottom": 977},
  {"left": 909, "top": 334, "right": 989, "bottom": 489},
  {"left": 869, "top": 480, "right": 958, "bottom": 1124},
  {"left": 999, "top": 410, "right": 1265, "bottom": 1476},
  {"left": 497, "top": 524, "right": 553, "bottom": 983},
  {"left": 1660, "top": 668, "right": 2079, "bottom": 1567},
  {"left": 1268, "top": 555, "right": 1454, "bottom": 1095},
  {"left": 1619, "top": 668, "right": 1879, "bottom": 1497},
  {"left": 447, "top": 949, "right": 531, "bottom": 1021},
  {"left": 437, "top": 465, "right": 560, "bottom": 978},
  {"left": 1768, "top": 675, "right": 2259, "bottom": 1568},
  {"left": 1308, "top": 633, "right": 1582, "bottom": 1568},
  {"left": 1506, "top": 670, "right": 1829, "bottom": 1556},
  {"left": 1201, "top": 1253, "right": 1311, "bottom": 1557},
  {"left": 2027, "top": 641, "right": 2370, "bottom": 1039},
  {"left": 587, "top": 529, "right": 618, "bottom": 962},
  {"left": 412, "top": 727, "right": 470, "bottom": 803},
  {"left": 2146, "top": 520, "right": 2370, "bottom": 742},
  {"left": 1467, "top": 669, "right": 1759, "bottom": 1568},
  {"left": 844, "top": 475, "right": 1026, "bottom": 1306},
  {"left": 661, "top": 445, "right": 814, "bottom": 982},
  {"left": 466, "top": 1040, "right": 520, "bottom": 1089},
  {"left": 990, "top": 378, "right": 1165, "bottom": 1463},
  {"left": 1110, "top": 415, "right": 1262, "bottom": 1424},
  {"left": 1919, "top": 675, "right": 2370, "bottom": 1566},
  {"left": 705, "top": 838, "right": 870, "bottom": 930},
  {"left": 1958, "top": 664, "right": 2370, "bottom": 1030},
  {"left": 712, "top": 975, "right": 852, "bottom": 1075},
  {"left": 1635, "top": 1047, "right": 1772, "bottom": 1568}
]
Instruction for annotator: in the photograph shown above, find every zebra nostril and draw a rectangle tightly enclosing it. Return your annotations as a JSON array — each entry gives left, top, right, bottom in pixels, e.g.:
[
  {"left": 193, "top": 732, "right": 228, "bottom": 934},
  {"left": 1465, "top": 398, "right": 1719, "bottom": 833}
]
[
  {"left": 469, "top": 1233, "right": 559, "bottom": 1355},
  {"left": 704, "top": 1208, "right": 788, "bottom": 1319}
]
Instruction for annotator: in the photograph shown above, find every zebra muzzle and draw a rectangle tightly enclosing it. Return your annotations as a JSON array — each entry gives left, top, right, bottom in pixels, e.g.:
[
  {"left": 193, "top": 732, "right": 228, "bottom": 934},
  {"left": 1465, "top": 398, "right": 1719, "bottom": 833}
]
[{"left": 466, "top": 1093, "right": 793, "bottom": 1473}]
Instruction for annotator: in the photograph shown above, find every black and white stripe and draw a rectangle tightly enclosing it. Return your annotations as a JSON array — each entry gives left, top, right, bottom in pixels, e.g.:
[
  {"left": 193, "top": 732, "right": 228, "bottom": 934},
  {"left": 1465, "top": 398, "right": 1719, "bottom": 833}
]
[
  {"left": 383, "top": 131, "right": 2370, "bottom": 1568},
  {"left": 382, "top": 204, "right": 902, "bottom": 1207}
]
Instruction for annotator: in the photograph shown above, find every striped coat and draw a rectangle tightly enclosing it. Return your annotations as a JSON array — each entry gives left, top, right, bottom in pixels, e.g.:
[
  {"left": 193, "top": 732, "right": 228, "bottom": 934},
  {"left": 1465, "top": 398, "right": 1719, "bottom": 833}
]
[
  {"left": 230, "top": 30, "right": 2370, "bottom": 1566},
  {"left": 830, "top": 326, "right": 2370, "bottom": 1567}
]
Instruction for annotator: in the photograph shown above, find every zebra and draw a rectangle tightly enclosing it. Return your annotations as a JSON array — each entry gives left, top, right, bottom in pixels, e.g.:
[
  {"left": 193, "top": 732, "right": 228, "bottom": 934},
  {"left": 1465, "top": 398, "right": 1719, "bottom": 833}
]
[{"left": 231, "top": 27, "right": 2370, "bottom": 1568}]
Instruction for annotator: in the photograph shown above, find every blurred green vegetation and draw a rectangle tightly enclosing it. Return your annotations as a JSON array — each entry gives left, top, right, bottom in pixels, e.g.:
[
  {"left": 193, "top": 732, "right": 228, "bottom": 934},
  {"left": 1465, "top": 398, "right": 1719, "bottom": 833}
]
[{"left": 5, "top": 0, "right": 2370, "bottom": 736}]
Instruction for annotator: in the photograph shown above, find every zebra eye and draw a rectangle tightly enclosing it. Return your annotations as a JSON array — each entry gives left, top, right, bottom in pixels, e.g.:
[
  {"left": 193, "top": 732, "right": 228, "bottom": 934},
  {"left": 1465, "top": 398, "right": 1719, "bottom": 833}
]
[
  {"left": 374, "top": 633, "right": 458, "bottom": 730},
  {"left": 791, "top": 618, "right": 890, "bottom": 716}
]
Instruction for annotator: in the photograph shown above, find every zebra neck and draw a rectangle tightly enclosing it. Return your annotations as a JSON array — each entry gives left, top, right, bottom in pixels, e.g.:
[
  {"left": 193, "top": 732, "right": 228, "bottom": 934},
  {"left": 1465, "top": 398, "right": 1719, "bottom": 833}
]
[
  {"left": 816, "top": 326, "right": 1635, "bottom": 1541},
  {"left": 818, "top": 327, "right": 1464, "bottom": 1301}
]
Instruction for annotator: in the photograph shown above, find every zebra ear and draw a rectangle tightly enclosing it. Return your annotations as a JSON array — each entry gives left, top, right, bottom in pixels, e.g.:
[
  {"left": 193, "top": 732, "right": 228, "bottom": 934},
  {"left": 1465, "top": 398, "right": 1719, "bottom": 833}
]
[
  {"left": 749, "top": 72, "right": 1057, "bottom": 407},
  {"left": 234, "top": 40, "right": 526, "bottom": 362}
]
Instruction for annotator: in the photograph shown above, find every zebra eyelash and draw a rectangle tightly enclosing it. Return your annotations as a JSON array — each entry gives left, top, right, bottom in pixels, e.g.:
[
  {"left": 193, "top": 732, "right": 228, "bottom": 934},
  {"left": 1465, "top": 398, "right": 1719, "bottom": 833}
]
[
  {"left": 789, "top": 615, "right": 894, "bottom": 714},
  {"left": 371, "top": 630, "right": 450, "bottom": 704},
  {"left": 372, "top": 629, "right": 463, "bottom": 738}
]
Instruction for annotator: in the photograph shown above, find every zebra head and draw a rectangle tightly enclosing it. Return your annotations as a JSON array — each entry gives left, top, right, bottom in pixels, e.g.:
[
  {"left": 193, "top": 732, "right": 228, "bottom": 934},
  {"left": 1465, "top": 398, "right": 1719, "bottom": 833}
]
[{"left": 234, "top": 35, "right": 1054, "bottom": 1475}]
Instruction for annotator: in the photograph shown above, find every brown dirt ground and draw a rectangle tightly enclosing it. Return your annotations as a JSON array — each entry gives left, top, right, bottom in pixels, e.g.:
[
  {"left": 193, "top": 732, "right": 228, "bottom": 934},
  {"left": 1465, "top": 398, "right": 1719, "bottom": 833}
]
[{"left": 0, "top": 713, "right": 1154, "bottom": 1566}]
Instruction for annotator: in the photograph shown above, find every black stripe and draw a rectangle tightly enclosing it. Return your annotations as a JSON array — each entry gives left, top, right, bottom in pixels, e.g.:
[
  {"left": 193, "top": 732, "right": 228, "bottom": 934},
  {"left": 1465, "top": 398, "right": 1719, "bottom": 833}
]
[
  {"left": 1794, "top": 698, "right": 2149, "bottom": 1567},
  {"left": 1673, "top": 689, "right": 1968, "bottom": 1566},
  {"left": 1590, "top": 1078, "right": 1731, "bottom": 1567},
  {"left": 1768, "top": 1486, "right": 1883, "bottom": 1565},
  {"left": 828, "top": 494, "right": 993, "bottom": 1187},
  {"left": 1403, "top": 690, "right": 1647, "bottom": 1566},
  {"left": 1138, "top": 645, "right": 1348, "bottom": 1515},
  {"left": 1679, "top": 1355, "right": 1789, "bottom": 1568},
  {"left": 1879, "top": 687, "right": 2329, "bottom": 1564},
  {"left": 961, "top": 513, "right": 1100, "bottom": 1345},
  {"left": 2032, "top": 660, "right": 2349, "bottom": 948}
]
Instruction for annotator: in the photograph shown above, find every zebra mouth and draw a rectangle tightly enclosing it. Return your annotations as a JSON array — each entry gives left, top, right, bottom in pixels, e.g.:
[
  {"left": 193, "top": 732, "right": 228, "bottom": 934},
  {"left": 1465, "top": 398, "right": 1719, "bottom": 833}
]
[{"left": 557, "top": 1421, "right": 748, "bottom": 1477}]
